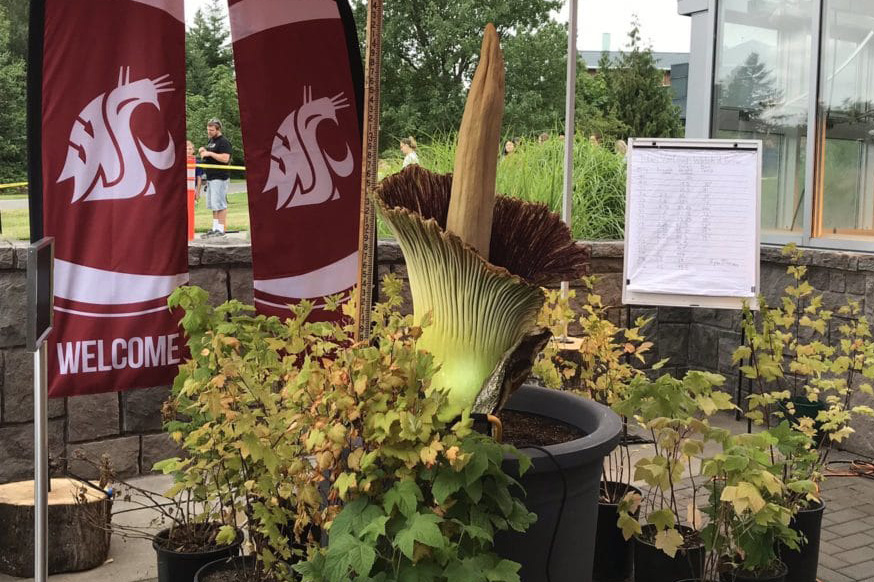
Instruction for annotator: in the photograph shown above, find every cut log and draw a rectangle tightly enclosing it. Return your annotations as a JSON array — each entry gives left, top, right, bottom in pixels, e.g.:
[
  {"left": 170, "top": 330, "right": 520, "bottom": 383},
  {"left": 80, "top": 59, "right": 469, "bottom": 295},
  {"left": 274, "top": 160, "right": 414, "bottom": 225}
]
[{"left": 0, "top": 477, "right": 112, "bottom": 577}]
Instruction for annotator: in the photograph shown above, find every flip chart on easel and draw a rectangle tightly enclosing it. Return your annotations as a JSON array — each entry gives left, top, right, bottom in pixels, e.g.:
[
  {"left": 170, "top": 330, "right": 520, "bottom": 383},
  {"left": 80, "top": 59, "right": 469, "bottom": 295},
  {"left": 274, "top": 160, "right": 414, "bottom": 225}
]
[{"left": 622, "top": 138, "right": 761, "bottom": 310}]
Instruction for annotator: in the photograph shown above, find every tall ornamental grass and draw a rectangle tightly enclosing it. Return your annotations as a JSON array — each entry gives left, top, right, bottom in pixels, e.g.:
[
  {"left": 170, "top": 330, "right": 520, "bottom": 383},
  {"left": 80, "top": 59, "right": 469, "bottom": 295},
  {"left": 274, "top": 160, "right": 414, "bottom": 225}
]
[{"left": 378, "top": 133, "right": 626, "bottom": 240}]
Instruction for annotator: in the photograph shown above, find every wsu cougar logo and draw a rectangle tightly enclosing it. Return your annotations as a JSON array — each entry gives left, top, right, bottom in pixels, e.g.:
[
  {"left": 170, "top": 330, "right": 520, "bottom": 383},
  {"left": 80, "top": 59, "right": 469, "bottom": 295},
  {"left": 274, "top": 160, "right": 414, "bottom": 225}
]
[
  {"left": 263, "top": 87, "right": 355, "bottom": 210},
  {"left": 58, "top": 68, "right": 176, "bottom": 202}
]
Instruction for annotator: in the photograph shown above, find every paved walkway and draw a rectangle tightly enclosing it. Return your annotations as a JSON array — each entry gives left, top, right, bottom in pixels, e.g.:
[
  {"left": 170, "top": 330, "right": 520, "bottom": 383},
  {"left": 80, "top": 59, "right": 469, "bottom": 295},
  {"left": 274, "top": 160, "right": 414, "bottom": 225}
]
[
  {"left": 816, "top": 461, "right": 874, "bottom": 582},
  {"left": 2, "top": 421, "right": 873, "bottom": 582}
]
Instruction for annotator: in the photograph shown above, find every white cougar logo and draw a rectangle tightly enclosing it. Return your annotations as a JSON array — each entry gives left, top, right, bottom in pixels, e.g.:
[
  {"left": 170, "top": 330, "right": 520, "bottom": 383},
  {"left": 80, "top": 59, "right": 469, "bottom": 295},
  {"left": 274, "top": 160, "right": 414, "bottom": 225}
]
[
  {"left": 58, "top": 68, "right": 176, "bottom": 202},
  {"left": 263, "top": 87, "right": 355, "bottom": 209}
]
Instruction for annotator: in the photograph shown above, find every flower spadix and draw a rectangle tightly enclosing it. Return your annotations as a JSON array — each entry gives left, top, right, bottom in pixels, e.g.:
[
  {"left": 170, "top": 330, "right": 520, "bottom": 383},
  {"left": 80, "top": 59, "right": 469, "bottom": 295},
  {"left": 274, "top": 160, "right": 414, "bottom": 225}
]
[{"left": 375, "top": 25, "right": 588, "bottom": 418}]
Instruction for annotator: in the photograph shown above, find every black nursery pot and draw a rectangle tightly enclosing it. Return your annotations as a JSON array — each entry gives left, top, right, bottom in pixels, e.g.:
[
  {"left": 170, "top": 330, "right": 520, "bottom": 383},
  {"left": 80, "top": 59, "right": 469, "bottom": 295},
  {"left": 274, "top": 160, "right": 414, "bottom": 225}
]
[
  {"left": 592, "top": 481, "right": 642, "bottom": 582},
  {"left": 152, "top": 527, "right": 243, "bottom": 582},
  {"left": 719, "top": 561, "right": 788, "bottom": 582},
  {"left": 494, "top": 385, "right": 622, "bottom": 582},
  {"left": 634, "top": 525, "right": 705, "bottom": 582},
  {"left": 780, "top": 500, "right": 825, "bottom": 582},
  {"left": 194, "top": 555, "right": 255, "bottom": 582}
]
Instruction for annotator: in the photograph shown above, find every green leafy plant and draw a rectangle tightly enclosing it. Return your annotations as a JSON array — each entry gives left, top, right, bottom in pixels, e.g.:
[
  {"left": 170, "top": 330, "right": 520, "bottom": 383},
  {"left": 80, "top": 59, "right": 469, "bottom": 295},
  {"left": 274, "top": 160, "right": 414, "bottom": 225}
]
[
  {"left": 697, "top": 428, "right": 805, "bottom": 579},
  {"left": 161, "top": 276, "right": 535, "bottom": 582},
  {"left": 533, "top": 278, "right": 655, "bottom": 499},
  {"left": 734, "top": 244, "right": 874, "bottom": 507},
  {"left": 614, "top": 371, "right": 735, "bottom": 558}
]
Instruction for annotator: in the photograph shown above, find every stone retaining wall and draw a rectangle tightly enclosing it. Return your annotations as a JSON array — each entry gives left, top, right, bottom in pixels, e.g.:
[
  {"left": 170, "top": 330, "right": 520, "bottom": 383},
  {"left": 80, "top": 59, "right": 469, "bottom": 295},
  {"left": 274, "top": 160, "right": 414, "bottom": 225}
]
[{"left": 2, "top": 238, "right": 874, "bottom": 484}]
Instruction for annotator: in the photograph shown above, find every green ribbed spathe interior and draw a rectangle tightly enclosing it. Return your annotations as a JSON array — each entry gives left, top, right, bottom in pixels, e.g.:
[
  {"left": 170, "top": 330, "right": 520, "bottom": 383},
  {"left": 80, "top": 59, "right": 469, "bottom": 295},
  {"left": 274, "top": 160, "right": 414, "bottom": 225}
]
[{"left": 378, "top": 202, "right": 545, "bottom": 417}]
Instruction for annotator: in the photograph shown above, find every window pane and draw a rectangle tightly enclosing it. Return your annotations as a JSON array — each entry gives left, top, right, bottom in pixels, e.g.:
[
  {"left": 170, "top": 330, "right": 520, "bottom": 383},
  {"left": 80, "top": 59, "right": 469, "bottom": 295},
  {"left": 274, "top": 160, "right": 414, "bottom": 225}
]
[
  {"left": 817, "top": 0, "right": 874, "bottom": 237},
  {"left": 713, "top": 0, "right": 814, "bottom": 234}
]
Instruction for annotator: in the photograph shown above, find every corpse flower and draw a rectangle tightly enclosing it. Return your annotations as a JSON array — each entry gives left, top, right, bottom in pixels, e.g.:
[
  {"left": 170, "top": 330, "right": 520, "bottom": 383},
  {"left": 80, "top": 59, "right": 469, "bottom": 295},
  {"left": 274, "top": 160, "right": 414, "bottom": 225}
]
[{"left": 375, "top": 24, "right": 589, "bottom": 418}]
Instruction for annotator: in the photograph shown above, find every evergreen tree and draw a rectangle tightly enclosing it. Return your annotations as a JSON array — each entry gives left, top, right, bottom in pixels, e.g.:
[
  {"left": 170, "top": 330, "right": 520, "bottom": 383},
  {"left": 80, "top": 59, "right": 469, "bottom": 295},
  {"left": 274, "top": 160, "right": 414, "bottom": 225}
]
[
  {"left": 722, "top": 52, "right": 780, "bottom": 121},
  {"left": 185, "top": 2, "right": 242, "bottom": 163},
  {"left": 600, "top": 22, "right": 682, "bottom": 140},
  {"left": 0, "top": 3, "right": 27, "bottom": 182},
  {"left": 187, "top": 0, "right": 233, "bottom": 73}
]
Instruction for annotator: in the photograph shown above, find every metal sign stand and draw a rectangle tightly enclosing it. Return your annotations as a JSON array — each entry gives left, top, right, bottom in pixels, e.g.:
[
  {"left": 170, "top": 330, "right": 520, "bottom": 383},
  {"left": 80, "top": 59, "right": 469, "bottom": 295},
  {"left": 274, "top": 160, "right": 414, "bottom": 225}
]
[{"left": 28, "top": 237, "right": 54, "bottom": 582}]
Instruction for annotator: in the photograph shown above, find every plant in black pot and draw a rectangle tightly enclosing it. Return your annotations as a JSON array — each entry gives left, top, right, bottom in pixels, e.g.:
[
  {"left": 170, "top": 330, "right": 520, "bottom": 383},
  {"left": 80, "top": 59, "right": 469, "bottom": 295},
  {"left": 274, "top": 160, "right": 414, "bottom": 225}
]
[
  {"left": 734, "top": 244, "right": 874, "bottom": 582},
  {"left": 534, "top": 280, "right": 656, "bottom": 582},
  {"left": 372, "top": 22, "right": 621, "bottom": 582},
  {"left": 698, "top": 430, "right": 803, "bottom": 582},
  {"left": 165, "top": 287, "right": 341, "bottom": 582},
  {"left": 70, "top": 450, "right": 243, "bottom": 582},
  {"left": 614, "top": 371, "right": 735, "bottom": 582}
]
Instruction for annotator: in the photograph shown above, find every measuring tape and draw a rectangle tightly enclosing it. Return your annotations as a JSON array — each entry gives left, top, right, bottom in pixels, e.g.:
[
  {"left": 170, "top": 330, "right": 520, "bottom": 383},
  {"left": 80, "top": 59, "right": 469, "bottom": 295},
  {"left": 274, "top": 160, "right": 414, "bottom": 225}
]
[{"left": 355, "top": 0, "right": 383, "bottom": 342}]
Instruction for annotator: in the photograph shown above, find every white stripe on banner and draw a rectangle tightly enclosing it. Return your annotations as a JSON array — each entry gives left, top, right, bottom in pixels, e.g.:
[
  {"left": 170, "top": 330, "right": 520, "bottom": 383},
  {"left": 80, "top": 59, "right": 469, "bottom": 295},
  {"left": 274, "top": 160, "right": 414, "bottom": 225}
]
[
  {"left": 54, "top": 305, "right": 170, "bottom": 318},
  {"left": 129, "top": 0, "right": 184, "bottom": 23},
  {"left": 254, "top": 251, "right": 358, "bottom": 299},
  {"left": 54, "top": 259, "right": 189, "bottom": 305},
  {"left": 229, "top": 0, "right": 339, "bottom": 41},
  {"left": 254, "top": 294, "right": 352, "bottom": 312}
]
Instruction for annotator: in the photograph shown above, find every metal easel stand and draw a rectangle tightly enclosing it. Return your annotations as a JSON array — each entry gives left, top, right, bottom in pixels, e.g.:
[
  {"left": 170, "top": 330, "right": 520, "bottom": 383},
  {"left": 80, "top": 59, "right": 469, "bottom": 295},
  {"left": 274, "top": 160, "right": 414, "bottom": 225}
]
[
  {"left": 734, "top": 325, "right": 753, "bottom": 433},
  {"left": 621, "top": 303, "right": 654, "bottom": 446}
]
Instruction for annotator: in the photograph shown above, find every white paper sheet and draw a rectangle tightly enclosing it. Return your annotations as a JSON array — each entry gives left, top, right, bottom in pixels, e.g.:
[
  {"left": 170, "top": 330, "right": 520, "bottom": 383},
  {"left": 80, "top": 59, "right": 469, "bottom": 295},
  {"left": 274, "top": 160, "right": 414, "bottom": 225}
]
[{"left": 625, "top": 147, "right": 758, "bottom": 298}]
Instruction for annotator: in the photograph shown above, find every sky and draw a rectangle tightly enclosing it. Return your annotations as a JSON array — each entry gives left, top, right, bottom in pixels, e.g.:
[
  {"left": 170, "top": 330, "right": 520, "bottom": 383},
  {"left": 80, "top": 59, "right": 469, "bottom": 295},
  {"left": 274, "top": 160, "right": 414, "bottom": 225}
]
[{"left": 184, "top": 0, "right": 691, "bottom": 54}]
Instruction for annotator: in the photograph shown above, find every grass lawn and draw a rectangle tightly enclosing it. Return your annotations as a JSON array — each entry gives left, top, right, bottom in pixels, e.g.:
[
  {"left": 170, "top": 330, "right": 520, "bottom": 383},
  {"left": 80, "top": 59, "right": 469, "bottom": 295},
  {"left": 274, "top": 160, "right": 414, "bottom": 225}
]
[{"left": 0, "top": 191, "right": 252, "bottom": 241}]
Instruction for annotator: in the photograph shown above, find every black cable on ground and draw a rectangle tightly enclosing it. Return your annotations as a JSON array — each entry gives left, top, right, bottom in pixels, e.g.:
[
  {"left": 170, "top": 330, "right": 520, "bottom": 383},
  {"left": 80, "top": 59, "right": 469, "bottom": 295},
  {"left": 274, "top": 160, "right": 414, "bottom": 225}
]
[{"left": 521, "top": 444, "right": 567, "bottom": 582}]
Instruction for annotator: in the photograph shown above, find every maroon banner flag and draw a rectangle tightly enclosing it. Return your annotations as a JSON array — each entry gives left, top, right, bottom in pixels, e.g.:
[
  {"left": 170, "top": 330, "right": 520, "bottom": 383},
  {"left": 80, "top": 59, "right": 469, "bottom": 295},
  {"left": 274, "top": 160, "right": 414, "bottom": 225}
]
[
  {"left": 41, "top": 0, "right": 188, "bottom": 397},
  {"left": 229, "top": 0, "right": 364, "bottom": 320}
]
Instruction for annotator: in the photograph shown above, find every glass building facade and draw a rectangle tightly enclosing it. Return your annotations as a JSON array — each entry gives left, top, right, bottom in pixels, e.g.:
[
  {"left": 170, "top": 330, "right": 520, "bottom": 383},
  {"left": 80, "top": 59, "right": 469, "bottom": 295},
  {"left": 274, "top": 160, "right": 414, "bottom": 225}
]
[{"left": 705, "top": 0, "right": 874, "bottom": 249}]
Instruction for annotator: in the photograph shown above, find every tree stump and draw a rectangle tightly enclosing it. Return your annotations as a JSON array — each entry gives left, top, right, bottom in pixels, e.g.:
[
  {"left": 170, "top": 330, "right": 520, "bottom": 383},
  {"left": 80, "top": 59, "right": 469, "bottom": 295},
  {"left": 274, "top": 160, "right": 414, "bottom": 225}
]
[{"left": 0, "top": 478, "right": 112, "bottom": 577}]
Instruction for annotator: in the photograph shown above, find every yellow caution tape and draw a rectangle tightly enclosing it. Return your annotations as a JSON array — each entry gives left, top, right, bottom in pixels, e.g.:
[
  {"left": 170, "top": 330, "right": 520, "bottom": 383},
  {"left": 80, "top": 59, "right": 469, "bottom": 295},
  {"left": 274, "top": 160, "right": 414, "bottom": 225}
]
[
  {"left": 0, "top": 164, "right": 248, "bottom": 190},
  {"left": 0, "top": 181, "right": 28, "bottom": 190},
  {"left": 194, "top": 163, "right": 247, "bottom": 170}
]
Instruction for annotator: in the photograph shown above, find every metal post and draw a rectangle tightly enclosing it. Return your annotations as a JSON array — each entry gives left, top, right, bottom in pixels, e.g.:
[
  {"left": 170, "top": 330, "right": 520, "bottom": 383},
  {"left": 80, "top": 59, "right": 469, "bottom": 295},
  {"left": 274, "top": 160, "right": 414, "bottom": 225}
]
[
  {"left": 560, "top": 0, "right": 578, "bottom": 334},
  {"left": 34, "top": 341, "right": 49, "bottom": 582}
]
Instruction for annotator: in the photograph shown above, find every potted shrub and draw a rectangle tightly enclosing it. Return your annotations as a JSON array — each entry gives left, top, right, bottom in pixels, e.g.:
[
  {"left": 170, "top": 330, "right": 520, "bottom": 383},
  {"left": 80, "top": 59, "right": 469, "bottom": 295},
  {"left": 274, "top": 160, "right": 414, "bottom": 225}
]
[
  {"left": 163, "top": 288, "right": 336, "bottom": 582},
  {"left": 373, "top": 24, "right": 621, "bottom": 582},
  {"left": 698, "top": 430, "right": 804, "bottom": 582},
  {"left": 165, "top": 276, "right": 537, "bottom": 582},
  {"left": 70, "top": 450, "right": 243, "bottom": 582},
  {"left": 734, "top": 244, "right": 874, "bottom": 582},
  {"left": 534, "top": 280, "right": 656, "bottom": 582},
  {"left": 614, "top": 371, "right": 735, "bottom": 582}
]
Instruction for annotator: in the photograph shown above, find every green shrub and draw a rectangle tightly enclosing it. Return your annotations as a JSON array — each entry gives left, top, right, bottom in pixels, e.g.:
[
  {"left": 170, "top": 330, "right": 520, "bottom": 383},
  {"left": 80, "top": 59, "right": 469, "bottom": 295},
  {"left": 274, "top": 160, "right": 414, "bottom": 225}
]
[{"left": 378, "top": 133, "right": 627, "bottom": 241}]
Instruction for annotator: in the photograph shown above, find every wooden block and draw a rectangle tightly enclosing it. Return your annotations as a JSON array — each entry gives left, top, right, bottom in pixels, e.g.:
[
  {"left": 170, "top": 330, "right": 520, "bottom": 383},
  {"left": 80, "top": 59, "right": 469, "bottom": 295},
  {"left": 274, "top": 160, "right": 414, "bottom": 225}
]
[{"left": 0, "top": 478, "right": 112, "bottom": 577}]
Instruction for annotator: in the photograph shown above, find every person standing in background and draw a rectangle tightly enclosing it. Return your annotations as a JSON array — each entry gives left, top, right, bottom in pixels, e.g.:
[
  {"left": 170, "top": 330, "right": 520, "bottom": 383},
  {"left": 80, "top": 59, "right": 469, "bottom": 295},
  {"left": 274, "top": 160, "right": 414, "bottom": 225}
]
[
  {"left": 199, "top": 118, "right": 232, "bottom": 237},
  {"left": 400, "top": 136, "right": 419, "bottom": 168}
]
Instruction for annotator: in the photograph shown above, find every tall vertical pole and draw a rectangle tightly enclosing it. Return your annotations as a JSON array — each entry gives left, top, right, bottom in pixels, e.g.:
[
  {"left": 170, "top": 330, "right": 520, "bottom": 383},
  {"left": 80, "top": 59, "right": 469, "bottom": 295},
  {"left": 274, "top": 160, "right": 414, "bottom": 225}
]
[
  {"left": 560, "top": 0, "right": 579, "bottom": 336},
  {"left": 355, "top": 0, "right": 384, "bottom": 341},
  {"left": 34, "top": 342, "right": 48, "bottom": 582}
]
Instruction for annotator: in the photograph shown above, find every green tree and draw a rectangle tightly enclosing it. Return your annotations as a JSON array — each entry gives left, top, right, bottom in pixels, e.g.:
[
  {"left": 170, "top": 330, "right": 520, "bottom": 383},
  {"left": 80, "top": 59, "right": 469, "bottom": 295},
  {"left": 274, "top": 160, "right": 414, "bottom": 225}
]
[
  {"left": 185, "top": 2, "right": 242, "bottom": 164},
  {"left": 0, "top": 0, "right": 27, "bottom": 62},
  {"left": 600, "top": 22, "right": 682, "bottom": 140},
  {"left": 187, "top": 65, "right": 242, "bottom": 166},
  {"left": 187, "top": 0, "right": 233, "bottom": 71},
  {"left": 575, "top": 57, "right": 628, "bottom": 145},
  {"left": 351, "top": 0, "right": 564, "bottom": 149},
  {"left": 0, "top": 3, "right": 27, "bottom": 183},
  {"left": 722, "top": 52, "right": 780, "bottom": 121}
]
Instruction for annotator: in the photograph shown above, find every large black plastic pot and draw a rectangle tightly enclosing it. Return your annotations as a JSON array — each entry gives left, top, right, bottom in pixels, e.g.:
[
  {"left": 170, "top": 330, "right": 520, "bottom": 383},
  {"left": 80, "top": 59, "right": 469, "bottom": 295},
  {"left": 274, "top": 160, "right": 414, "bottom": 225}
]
[
  {"left": 592, "top": 481, "right": 642, "bottom": 582},
  {"left": 494, "top": 385, "right": 622, "bottom": 582},
  {"left": 780, "top": 500, "right": 825, "bottom": 582},
  {"left": 152, "top": 527, "right": 243, "bottom": 582},
  {"left": 634, "top": 525, "right": 705, "bottom": 582},
  {"left": 194, "top": 555, "right": 255, "bottom": 582},
  {"left": 719, "top": 561, "right": 788, "bottom": 582}
]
